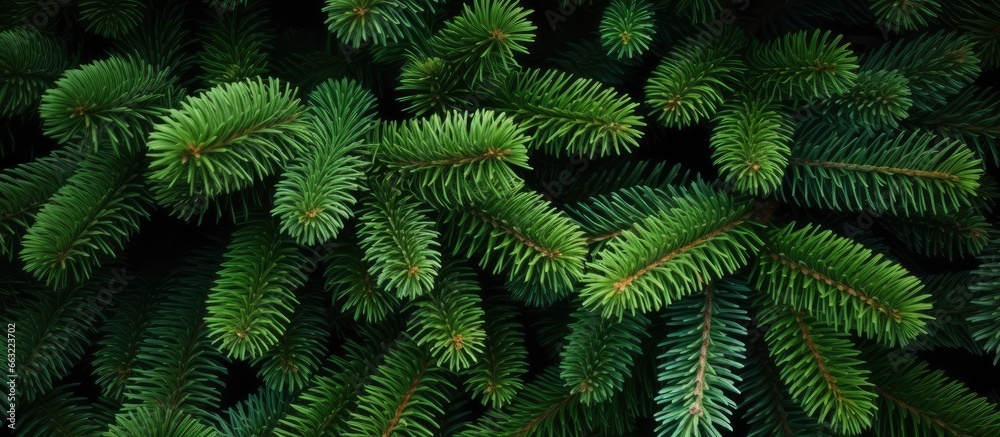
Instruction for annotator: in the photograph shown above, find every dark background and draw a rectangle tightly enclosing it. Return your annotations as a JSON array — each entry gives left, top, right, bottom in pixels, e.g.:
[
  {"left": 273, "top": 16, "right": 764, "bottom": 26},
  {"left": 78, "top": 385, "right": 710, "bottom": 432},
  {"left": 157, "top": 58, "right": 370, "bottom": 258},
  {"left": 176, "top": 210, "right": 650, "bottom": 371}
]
[{"left": 2, "top": 0, "right": 999, "bottom": 435}]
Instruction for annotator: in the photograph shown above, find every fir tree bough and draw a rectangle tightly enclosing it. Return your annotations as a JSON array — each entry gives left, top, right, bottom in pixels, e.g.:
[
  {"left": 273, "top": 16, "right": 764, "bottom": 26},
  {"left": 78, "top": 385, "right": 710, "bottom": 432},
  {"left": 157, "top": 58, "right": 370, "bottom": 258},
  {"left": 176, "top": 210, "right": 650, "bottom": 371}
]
[{"left": 3, "top": 0, "right": 1000, "bottom": 435}]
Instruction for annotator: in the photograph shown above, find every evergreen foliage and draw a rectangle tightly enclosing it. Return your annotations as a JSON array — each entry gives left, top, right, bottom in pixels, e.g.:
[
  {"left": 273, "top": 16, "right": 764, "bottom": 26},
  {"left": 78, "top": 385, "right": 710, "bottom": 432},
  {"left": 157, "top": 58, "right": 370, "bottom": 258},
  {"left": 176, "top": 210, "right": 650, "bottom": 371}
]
[{"left": 3, "top": 0, "right": 1000, "bottom": 435}]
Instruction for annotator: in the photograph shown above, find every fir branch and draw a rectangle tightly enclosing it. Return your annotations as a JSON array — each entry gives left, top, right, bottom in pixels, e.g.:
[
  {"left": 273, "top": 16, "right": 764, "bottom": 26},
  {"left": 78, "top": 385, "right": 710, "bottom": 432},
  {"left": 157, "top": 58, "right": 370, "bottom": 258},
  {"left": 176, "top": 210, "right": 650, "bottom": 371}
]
[
  {"left": 747, "top": 29, "right": 860, "bottom": 101},
  {"left": 427, "top": 0, "right": 535, "bottom": 82},
  {"left": 39, "top": 55, "right": 182, "bottom": 153},
  {"left": 218, "top": 389, "right": 296, "bottom": 437},
  {"left": 375, "top": 109, "right": 531, "bottom": 207},
  {"left": 407, "top": 262, "right": 486, "bottom": 372},
  {"left": 92, "top": 285, "right": 163, "bottom": 400},
  {"left": 205, "top": 218, "right": 308, "bottom": 360},
  {"left": 780, "top": 129, "right": 982, "bottom": 216},
  {"left": 739, "top": 331, "right": 831, "bottom": 437},
  {"left": 398, "top": 56, "right": 472, "bottom": 116},
  {"left": 19, "top": 151, "right": 151, "bottom": 289},
  {"left": 79, "top": 0, "right": 144, "bottom": 38},
  {"left": 0, "top": 26, "right": 72, "bottom": 118},
  {"left": 344, "top": 337, "right": 452, "bottom": 437},
  {"left": 252, "top": 294, "right": 330, "bottom": 392},
  {"left": 122, "top": 252, "right": 225, "bottom": 421},
  {"left": 358, "top": 178, "right": 442, "bottom": 300},
  {"left": 19, "top": 384, "right": 109, "bottom": 437},
  {"left": 709, "top": 94, "right": 793, "bottom": 196},
  {"left": 756, "top": 223, "right": 933, "bottom": 346},
  {"left": 107, "top": 406, "right": 217, "bottom": 437},
  {"left": 560, "top": 307, "right": 649, "bottom": 405},
  {"left": 865, "top": 349, "right": 1000, "bottom": 436},
  {"left": 443, "top": 187, "right": 588, "bottom": 291},
  {"left": 600, "top": 0, "right": 656, "bottom": 59},
  {"left": 146, "top": 76, "right": 311, "bottom": 210},
  {"left": 861, "top": 30, "right": 980, "bottom": 109},
  {"left": 272, "top": 78, "right": 375, "bottom": 245},
  {"left": 10, "top": 279, "right": 110, "bottom": 404},
  {"left": 882, "top": 207, "right": 991, "bottom": 260},
  {"left": 645, "top": 27, "right": 746, "bottom": 129},
  {"left": 580, "top": 185, "right": 761, "bottom": 318},
  {"left": 822, "top": 69, "right": 913, "bottom": 130},
  {"left": 868, "top": 0, "right": 941, "bottom": 32},
  {"left": 759, "top": 304, "right": 877, "bottom": 435},
  {"left": 323, "top": 0, "right": 435, "bottom": 49},
  {"left": 654, "top": 281, "right": 747, "bottom": 437},
  {"left": 0, "top": 148, "right": 81, "bottom": 261},
  {"left": 275, "top": 327, "right": 398, "bottom": 436},
  {"left": 463, "top": 298, "right": 528, "bottom": 409},
  {"left": 198, "top": 0, "right": 271, "bottom": 85},
  {"left": 969, "top": 238, "right": 1000, "bottom": 361},
  {"left": 487, "top": 68, "right": 646, "bottom": 158},
  {"left": 326, "top": 241, "right": 402, "bottom": 323}
]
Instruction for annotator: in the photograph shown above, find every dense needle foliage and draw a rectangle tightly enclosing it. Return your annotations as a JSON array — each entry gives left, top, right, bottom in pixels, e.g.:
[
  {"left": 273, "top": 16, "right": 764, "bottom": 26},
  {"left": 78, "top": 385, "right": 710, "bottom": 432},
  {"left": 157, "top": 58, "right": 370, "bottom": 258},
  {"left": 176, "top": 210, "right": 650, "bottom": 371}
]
[{"left": 2, "top": 0, "right": 1000, "bottom": 436}]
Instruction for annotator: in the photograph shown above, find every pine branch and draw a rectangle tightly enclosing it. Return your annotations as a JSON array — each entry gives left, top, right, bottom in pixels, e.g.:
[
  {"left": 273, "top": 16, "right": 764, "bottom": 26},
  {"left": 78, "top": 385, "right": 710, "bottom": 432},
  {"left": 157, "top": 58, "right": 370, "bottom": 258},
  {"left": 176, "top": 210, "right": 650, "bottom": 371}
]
[
  {"left": 756, "top": 223, "right": 933, "bottom": 346},
  {"left": 645, "top": 27, "right": 746, "bottom": 128},
  {"left": 759, "top": 303, "right": 877, "bottom": 435},
  {"left": 19, "top": 151, "right": 151, "bottom": 288},
  {"left": 913, "top": 272, "right": 982, "bottom": 353},
  {"left": 505, "top": 278, "right": 574, "bottom": 308},
  {"left": 463, "top": 297, "right": 528, "bottom": 409},
  {"left": 486, "top": 68, "right": 646, "bottom": 157},
  {"left": 358, "top": 178, "right": 442, "bottom": 299},
  {"left": 559, "top": 307, "right": 648, "bottom": 405},
  {"left": 39, "top": 55, "right": 182, "bottom": 152},
  {"left": 654, "top": 280, "right": 747, "bottom": 437},
  {"left": 205, "top": 218, "right": 308, "bottom": 360},
  {"left": 780, "top": 128, "right": 982, "bottom": 216},
  {"left": 709, "top": 94, "right": 793, "bottom": 196},
  {"left": 903, "top": 86, "right": 1000, "bottom": 165},
  {"left": 0, "top": 26, "right": 72, "bottom": 118},
  {"left": 580, "top": 185, "right": 761, "bottom": 318},
  {"left": 444, "top": 187, "right": 588, "bottom": 291},
  {"left": 566, "top": 183, "right": 701, "bottom": 247},
  {"left": 747, "top": 29, "right": 860, "bottom": 101},
  {"left": 407, "top": 262, "right": 485, "bottom": 372}
]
